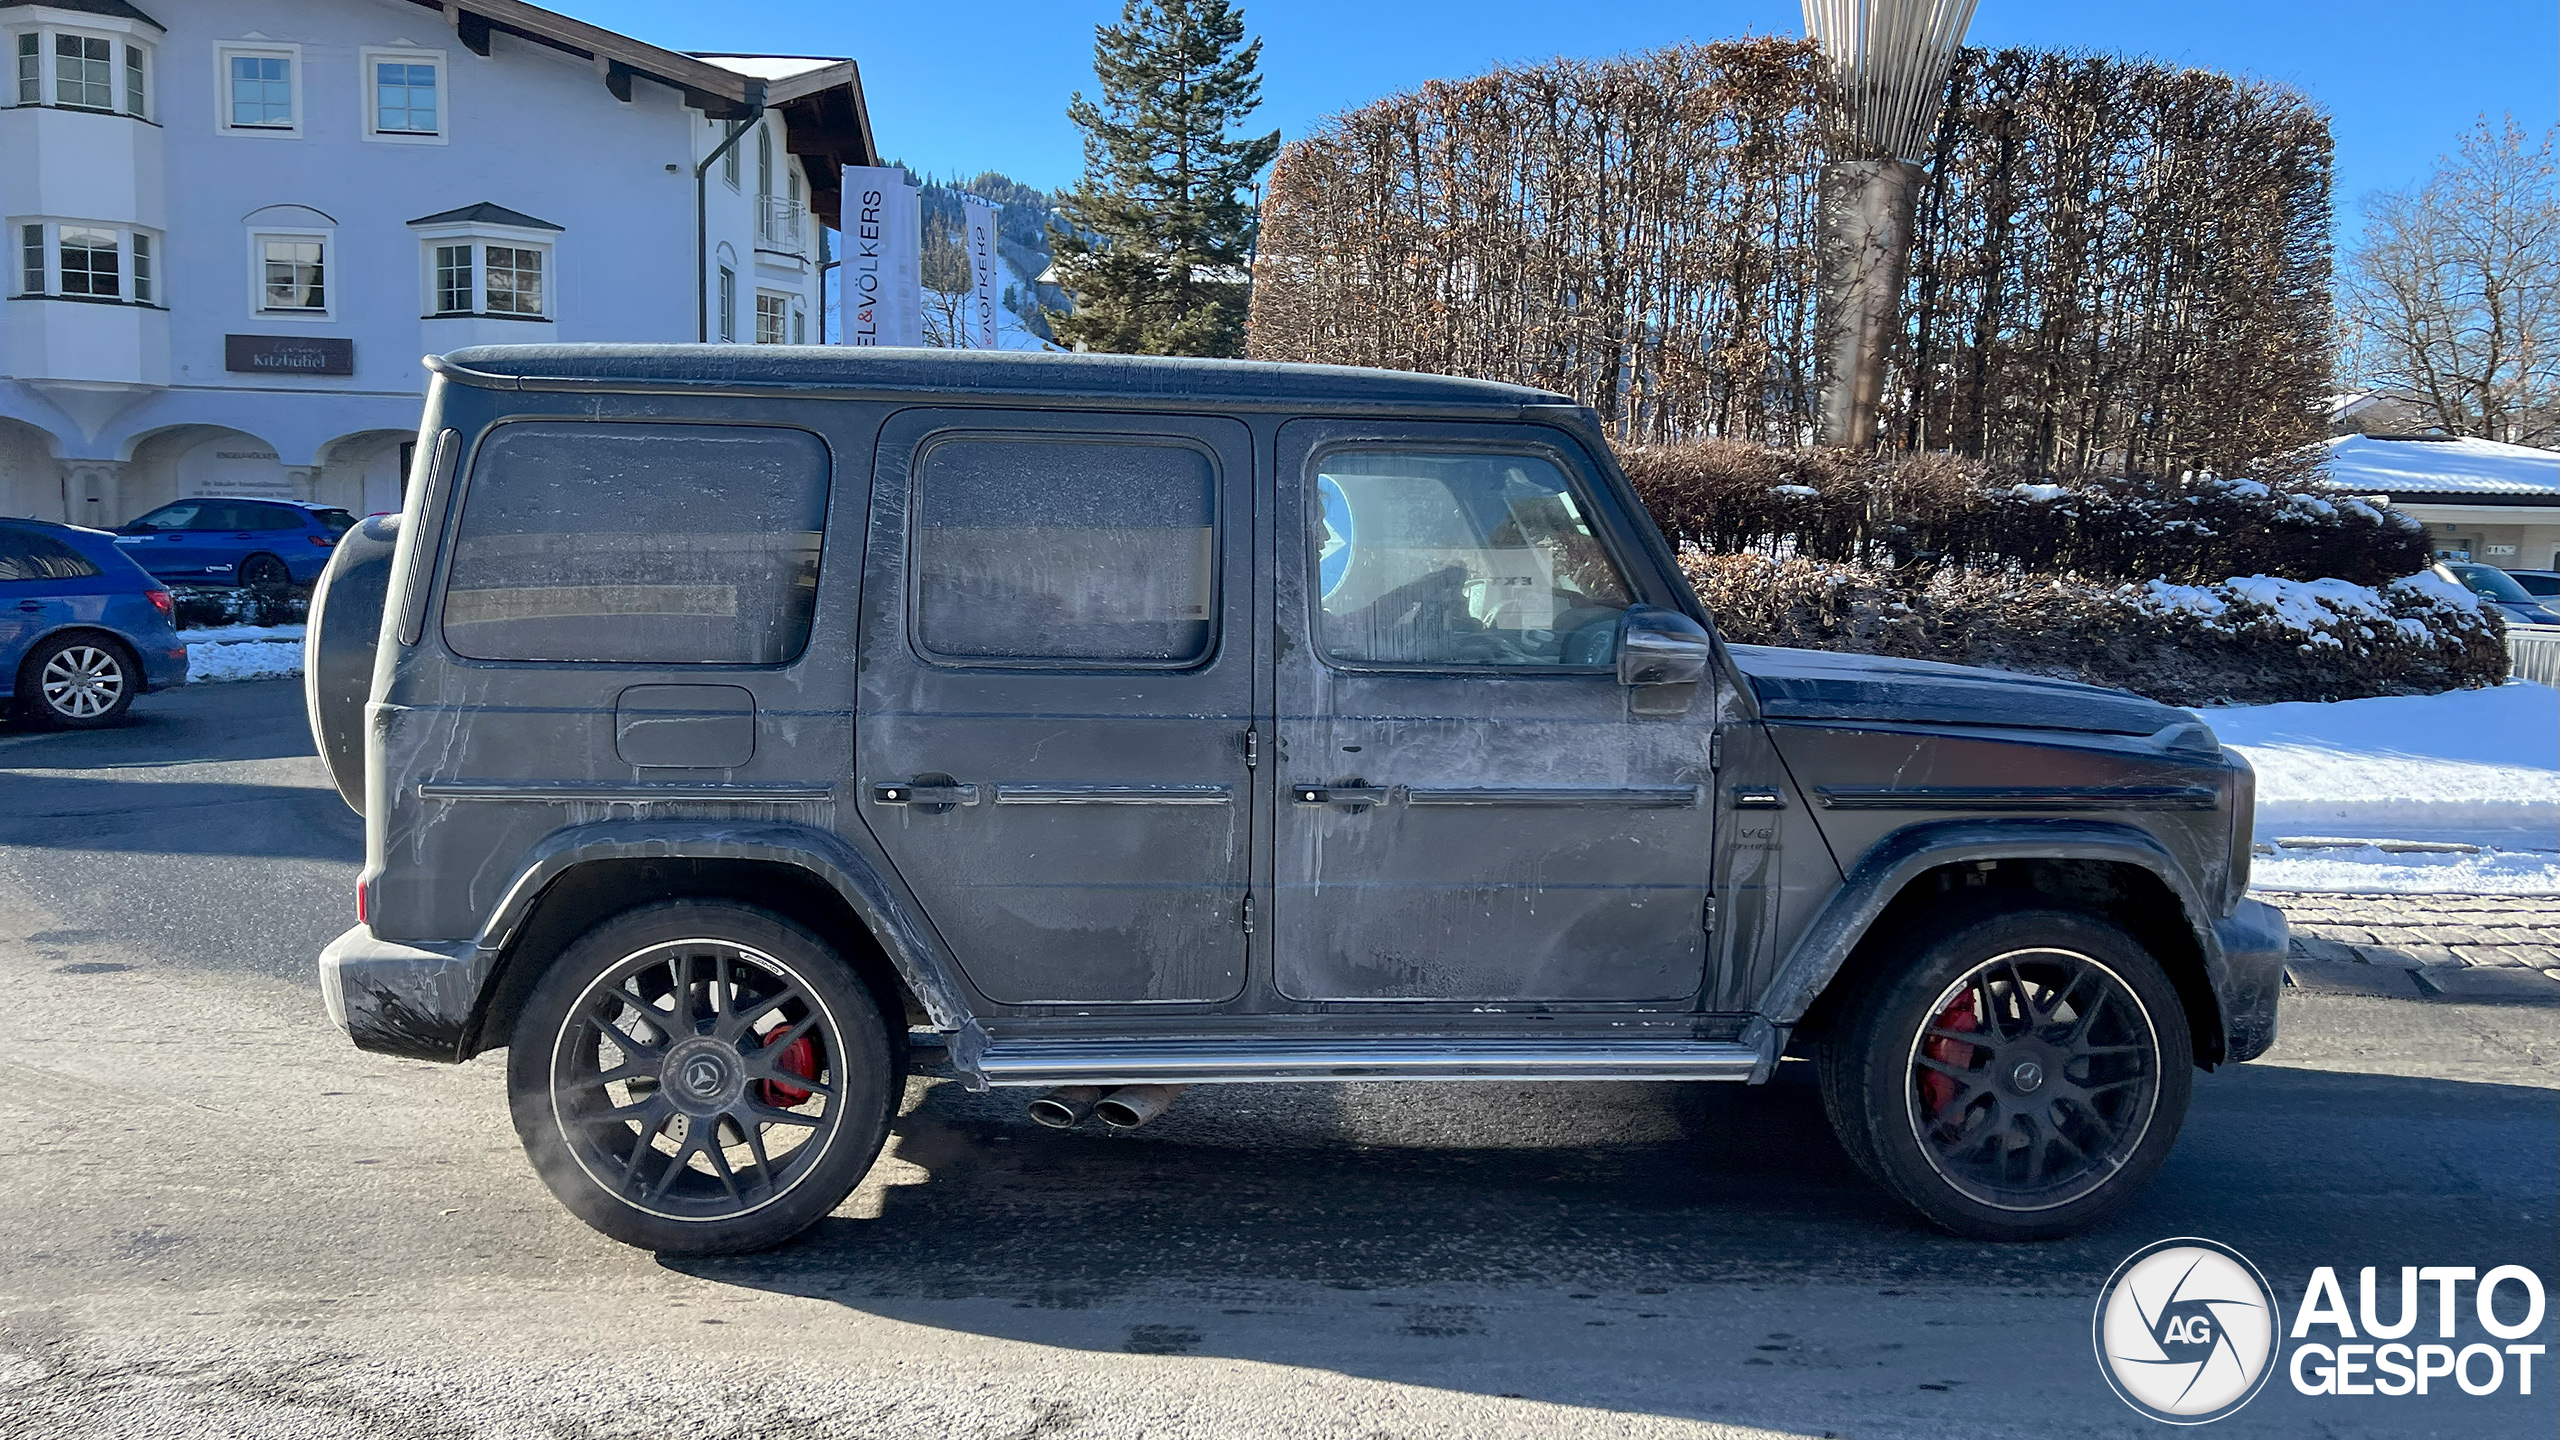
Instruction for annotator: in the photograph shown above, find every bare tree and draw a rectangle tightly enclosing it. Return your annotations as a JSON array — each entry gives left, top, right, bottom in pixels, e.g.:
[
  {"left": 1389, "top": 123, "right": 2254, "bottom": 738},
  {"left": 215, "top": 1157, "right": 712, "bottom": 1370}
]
[{"left": 2343, "top": 117, "right": 2560, "bottom": 445}]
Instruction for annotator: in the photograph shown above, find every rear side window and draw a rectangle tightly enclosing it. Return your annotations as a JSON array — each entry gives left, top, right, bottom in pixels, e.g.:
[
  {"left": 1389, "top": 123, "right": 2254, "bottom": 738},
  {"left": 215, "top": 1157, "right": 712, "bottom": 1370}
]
[
  {"left": 0, "top": 530, "right": 101, "bottom": 581},
  {"left": 911, "top": 435, "right": 1216, "bottom": 665},
  {"left": 316, "top": 508, "right": 356, "bottom": 536},
  {"left": 442, "top": 422, "right": 830, "bottom": 664}
]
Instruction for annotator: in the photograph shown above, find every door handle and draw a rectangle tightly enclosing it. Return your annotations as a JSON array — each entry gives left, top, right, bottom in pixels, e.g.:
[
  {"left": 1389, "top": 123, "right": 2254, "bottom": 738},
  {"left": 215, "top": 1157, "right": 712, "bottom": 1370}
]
[
  {"left": 871, "top": 779, "right": 980, "bottom": 809},
  {"left": 1292, "top": 783, "right": 1392, "bottom": 808},
  {"left": 17, "top": 601, "right": 44, "bottom": 612}
]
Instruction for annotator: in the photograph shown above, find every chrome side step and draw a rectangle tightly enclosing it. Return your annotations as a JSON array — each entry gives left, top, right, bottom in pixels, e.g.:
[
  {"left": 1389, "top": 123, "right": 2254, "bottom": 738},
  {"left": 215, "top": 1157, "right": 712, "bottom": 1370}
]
[{"left": 969, "top": 1037, "right": 1762, "bottom": 1087}]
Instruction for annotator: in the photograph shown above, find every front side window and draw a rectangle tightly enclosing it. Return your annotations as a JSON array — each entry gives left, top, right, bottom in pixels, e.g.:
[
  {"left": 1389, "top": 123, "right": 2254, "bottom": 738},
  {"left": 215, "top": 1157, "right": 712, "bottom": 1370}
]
[
  {"left": 19, "top": 223, "right": 42, "bottom": 294},
  {"left": 130, "top": 502, "right": 200, "bottom": 531},
  {"left": 131, "top": 231, "right": 152, "bottom": 302},
  {"left": 433, "top": 243, "right": 472, "bottom": 313},
  {"left": 16, "top": 34, "right": 39, "bottom": 104},
  {"left": 374, "top": 60, "right": 435, "bottom": 133},
  {"left": 484, "top": 245, "right": 541, "bottom": 314},
  {"left": 228, "top": 53, "right": 291, "bottom": 128},
  {"left": 54, "top": 33, "right": 110, "bottom": 109},
  {"left": 260, "top": 236, "right": 324, "bottom": 311},
  {"left": 58, "top": 227, "right": 116, "bottom": 296},
  {"left": 912, "top": 436, "right": 1218, "bottom": 666},
  {"left": 443, "top": 423, "right": 831, "bottom": 665},
  {"left": 1312, "top": 449, "right": 1631, "bottom": 668},
  {"left": 754, "top": 291, "right": 788, "bottom": 344}
]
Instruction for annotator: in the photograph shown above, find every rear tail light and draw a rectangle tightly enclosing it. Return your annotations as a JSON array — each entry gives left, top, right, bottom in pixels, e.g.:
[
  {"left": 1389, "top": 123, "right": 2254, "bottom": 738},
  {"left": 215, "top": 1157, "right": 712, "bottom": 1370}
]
[
  {"left": 310, "top": 534, "right": 334, "bottom": 546},
  {"left": 145, "top": 589, "right": 173, "bottom": 616}
]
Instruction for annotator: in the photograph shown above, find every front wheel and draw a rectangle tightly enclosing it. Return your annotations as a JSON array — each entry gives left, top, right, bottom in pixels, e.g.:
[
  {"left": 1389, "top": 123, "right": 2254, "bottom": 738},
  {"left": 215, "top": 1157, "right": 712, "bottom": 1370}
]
[
  {"left": 506, "top": 901, "right": 901, "bottom": 1254},
  {"left": 1817, "top": 905, "right": 2192, "bottom": 1240}
]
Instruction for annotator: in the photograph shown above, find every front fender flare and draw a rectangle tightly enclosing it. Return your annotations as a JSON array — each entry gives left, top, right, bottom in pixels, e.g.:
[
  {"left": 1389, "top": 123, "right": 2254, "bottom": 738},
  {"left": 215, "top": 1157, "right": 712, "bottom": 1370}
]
[
  {"left": 1754, "top": 818, "right": 2221, "bottom": 1032},
  {"left": 467, "top": 818, "right": 978, "bottom": 1044}
]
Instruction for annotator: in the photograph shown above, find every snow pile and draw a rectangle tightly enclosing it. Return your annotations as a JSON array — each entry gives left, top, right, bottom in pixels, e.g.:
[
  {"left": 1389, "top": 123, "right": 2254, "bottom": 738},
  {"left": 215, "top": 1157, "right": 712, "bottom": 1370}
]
[
  {"left": 184, "top": 623, "right": 305, "bottom": 685},
  {"left": 2201, "top": 682, "right": 2560, "bottom": 894},
  {"left": 2127, "top": 571, "right": 2481, "bottom": 652}
]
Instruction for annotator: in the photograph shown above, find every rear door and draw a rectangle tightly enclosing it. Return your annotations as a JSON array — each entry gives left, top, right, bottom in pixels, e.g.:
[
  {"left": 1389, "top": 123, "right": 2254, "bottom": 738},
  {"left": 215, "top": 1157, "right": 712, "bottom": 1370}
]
[
  {"left": 1270, "top": 420, "right": 1718, "bottom": 1003},
  {"left": 855, "top": 408, "right": 1256, "bottom": 1006}
]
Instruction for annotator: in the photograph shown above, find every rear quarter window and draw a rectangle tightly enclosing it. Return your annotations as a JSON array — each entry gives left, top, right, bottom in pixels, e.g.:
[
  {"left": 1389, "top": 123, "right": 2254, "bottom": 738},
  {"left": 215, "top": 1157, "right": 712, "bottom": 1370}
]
[
  {"left": 0, "top": 530, "right": 102, "bottom": 582},
  {"left": 441, "top": 422, "right": 831, "bottom": 665}
]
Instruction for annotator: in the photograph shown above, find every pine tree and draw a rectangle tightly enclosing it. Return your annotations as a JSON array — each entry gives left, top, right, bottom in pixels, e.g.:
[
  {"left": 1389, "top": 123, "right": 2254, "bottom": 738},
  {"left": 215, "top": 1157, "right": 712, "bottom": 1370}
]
[{"left": 1050, "top": 0, "right": 1280, "bottom": 357}]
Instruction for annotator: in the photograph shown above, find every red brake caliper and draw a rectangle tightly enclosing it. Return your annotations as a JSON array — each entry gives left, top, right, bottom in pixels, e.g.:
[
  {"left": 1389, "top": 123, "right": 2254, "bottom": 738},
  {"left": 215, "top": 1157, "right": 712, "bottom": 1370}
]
[
  {"left": 755, "top": 1025, "right": 819, "bottom": 1107},
  {"left": 1921, "top": 990, "right": 1979, "bottom": 1118}
]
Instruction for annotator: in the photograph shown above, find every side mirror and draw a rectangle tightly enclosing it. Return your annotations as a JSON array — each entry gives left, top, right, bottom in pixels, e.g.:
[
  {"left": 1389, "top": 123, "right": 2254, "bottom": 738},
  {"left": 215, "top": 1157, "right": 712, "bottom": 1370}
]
[{"left": 1616, "top": 605, "right": 1714, "bottom": 714}]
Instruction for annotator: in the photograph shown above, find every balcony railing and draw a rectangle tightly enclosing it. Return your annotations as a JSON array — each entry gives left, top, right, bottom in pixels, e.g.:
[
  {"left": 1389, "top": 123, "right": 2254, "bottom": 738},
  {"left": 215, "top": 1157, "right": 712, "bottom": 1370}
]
[{"left": 756, "top": 196, "right": 808, "bottom": 257}]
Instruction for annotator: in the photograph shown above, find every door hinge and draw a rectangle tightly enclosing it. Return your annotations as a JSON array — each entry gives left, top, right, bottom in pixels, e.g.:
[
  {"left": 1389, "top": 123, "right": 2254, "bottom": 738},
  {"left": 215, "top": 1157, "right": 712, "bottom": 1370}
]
[
  {"left": 1702, "top": 896, "right": 1717, "bottom": 933},
  {"left": 1243, "top": 729, "right": 1259, "bottom": 769},
  {"left": 1241, "top": 894, "right": 1255, "bottom": 934},
  {"left": 1709, "top": 732, "right": 1724, "bottom": 771}
]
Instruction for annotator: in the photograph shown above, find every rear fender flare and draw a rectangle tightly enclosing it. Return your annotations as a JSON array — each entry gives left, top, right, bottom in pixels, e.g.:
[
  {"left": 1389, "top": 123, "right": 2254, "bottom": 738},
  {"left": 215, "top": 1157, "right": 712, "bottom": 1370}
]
[
  {"left": 1756, "top": 818, "right": 2219, "bottom": 1031},
  {"left": 467, "top": 819, "right": 978, "bottom": 1043}
]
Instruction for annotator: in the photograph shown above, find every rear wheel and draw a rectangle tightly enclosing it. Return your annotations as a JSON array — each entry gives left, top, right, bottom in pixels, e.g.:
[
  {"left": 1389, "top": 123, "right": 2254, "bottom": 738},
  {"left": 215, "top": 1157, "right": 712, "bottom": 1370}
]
[
  {"left": 506, "top": 901, "right": 901, "bottom": 1254},
  {"left": 237, "top": 552, "right": 291, "bottom": 590},
  {"left": 16, "top": 633, "right": 135, "bottom": 728},
  {"left": 1817, "top": 904, "right": 2192, "bottom": 1240}
]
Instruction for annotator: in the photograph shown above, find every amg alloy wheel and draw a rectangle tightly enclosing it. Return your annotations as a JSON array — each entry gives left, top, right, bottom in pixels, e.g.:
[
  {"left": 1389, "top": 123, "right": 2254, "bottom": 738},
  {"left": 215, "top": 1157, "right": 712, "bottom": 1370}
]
[
  {"left": 20, "top": 636, "right": 133, "bottom": 728},
  {"left": 507, "top": 901, "right": 899, "bottom": 1253},
  {"left": 1818, "top": 904, "right": 2192, "bottom": 1241}
]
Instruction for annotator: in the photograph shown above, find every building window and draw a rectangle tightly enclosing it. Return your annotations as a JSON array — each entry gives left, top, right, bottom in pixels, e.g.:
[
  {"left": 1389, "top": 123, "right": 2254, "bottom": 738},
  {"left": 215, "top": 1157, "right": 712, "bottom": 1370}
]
[
  {"left": 360, "top": 50, "right": 447, "bottom": 141},
  {"left": 55, "top": 33, "right": 111, "bottom": 109},
  {"left": 721, "top": 121, "right": 739, "bottom": 188},
  {"left": 757, "top": 125, "right": 773, "bottom": 197},
  {"left": 19, "top": 223, "right": 42, "bottom": 295},
  {"left": 792, "top": 303, "right": 806, "bottom": 345},
  {"left": 754, "top": 291, "right": 788, "bottom": 344},
  {"left": 131, "top": 231, "right": 151, "bottom": 302},
  {"left": 718, "top": 266, "right": 736, "bottom": 341},
  {"left": 432, "top": 243, "right": 472, "bottom": 314},
  {"left": 59, "top": 228, "right": 117, "bottom": 296},
  {"left": 259, "top": 236, "right": 325, "bottom": 311},
  {"left": 16, "top": 34, "right": 37, "bottom": 105},
  {"left": 485, "top": 246, "right": 542, "bottom": 314},
  {"left": 123, "top": 42, "right": 143, "bottom": 116},
  {"left": 225, "top": 51, "right": 293, "bottom": 130}
]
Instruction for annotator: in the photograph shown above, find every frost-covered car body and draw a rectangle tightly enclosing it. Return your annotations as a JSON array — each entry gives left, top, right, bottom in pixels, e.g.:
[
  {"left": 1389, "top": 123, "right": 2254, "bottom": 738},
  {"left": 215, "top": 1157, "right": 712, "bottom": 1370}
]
[{"left": 306, "top": 345, "right": 2285, "bottom": 1247}]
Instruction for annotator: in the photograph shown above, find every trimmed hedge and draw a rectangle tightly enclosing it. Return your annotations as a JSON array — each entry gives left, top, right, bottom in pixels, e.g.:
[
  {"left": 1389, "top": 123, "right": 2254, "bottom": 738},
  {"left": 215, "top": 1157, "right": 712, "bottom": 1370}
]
[
  {"left": 1620, "top": 440, "right": 2430, "bottom": 587},
  {"left": 1687, "top": 552, "right": 2507, "bottom": 706}
]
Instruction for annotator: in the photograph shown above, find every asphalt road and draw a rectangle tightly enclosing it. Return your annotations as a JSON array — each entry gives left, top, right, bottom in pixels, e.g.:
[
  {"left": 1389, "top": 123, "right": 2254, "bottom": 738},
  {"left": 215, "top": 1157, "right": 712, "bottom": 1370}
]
[{"left": 1, "top": 681, "right": 2553, "bottom": 1439}]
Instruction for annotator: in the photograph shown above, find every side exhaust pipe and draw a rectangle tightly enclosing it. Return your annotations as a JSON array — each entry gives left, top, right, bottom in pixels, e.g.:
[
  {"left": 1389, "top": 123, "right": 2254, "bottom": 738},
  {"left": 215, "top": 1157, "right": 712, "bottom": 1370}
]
[
  {"left": 1026, "top": 1086, "right": 1105, "bottom": 1130},
  {"left": 1094, "top": 1084, "right": 1186, "bottom": 1130}
]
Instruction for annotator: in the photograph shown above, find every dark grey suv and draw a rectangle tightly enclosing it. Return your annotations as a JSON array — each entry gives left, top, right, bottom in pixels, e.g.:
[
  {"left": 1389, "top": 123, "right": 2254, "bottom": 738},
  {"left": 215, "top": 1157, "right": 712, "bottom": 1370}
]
[{"left": 307, "top": 345, "right": 2286, "bottom": 1253}]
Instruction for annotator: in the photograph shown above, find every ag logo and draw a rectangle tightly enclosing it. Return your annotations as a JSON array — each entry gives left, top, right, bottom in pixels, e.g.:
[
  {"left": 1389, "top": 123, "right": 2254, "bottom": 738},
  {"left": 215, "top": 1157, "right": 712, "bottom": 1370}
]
[{"left": 2094, "top": 1238, "right": 2282, "bottom": 1423}]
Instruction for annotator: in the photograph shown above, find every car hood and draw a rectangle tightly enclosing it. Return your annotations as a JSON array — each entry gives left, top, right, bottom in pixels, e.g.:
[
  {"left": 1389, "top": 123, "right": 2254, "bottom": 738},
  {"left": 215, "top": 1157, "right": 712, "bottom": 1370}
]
[{"left": 1725, "top": 644, "right": 2190, "bottom": 737}]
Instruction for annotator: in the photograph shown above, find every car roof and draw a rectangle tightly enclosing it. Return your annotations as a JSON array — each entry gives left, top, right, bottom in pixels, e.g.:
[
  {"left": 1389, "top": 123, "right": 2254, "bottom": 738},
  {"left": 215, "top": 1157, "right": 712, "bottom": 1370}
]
[
  {"left": 147, "top": 496, "right": 328, "bottom": 511},
  {"left": 1, "top": 516, "right": 113, "bottom": 536},
  {"left": 432, "top": 344, "right": 1576, "bottom": 412}
]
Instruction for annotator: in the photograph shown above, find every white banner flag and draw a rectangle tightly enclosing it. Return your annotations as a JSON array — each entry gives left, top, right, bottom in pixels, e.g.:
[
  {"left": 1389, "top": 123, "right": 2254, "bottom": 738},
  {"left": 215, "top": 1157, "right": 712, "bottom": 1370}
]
[
  {"left": 963, "top": 196, "right": 1001, "bottom": 350},
  {"left": 840, "top": 166, "right": 922, "bottom": 346}
]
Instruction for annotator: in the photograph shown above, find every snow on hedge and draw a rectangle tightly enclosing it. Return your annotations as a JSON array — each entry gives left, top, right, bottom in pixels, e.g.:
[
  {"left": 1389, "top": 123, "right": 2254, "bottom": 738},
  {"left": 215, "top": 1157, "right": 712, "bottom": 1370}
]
[{"left": 183, "top": 624, "right": 304, "bottom": 684}]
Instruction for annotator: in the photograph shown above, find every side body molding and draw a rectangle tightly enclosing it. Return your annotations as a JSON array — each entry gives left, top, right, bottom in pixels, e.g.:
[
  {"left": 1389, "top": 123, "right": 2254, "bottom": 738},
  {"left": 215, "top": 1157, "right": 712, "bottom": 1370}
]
[
  {"left": 1753, "top": 818, "right": 2222, "bottom": 1034},
  {"left": 467, "top": 819, "right": 979, "bottom": 1049}
]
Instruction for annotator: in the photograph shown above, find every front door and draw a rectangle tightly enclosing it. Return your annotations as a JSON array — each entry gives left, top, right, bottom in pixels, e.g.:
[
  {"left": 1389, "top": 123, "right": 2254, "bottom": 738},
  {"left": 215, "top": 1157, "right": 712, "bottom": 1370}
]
[
  {"left": 856, "top": 409, "right": 1257, "bottom": 1006},
  {"left": 1272, "top": 420, "right": 1718, "bottom": 1003}
]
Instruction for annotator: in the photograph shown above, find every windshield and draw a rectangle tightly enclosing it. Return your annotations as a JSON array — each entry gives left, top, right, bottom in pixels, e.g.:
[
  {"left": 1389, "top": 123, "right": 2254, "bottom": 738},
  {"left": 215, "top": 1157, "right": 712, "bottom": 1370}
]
[{"left": 2448, "top": 564, "right": 2535, "bottom": 604}]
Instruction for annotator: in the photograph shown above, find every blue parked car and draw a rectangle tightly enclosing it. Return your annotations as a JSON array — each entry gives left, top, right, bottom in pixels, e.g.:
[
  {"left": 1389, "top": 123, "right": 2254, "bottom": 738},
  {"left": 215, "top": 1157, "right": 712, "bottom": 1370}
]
[
  {"left": 111, "top": 496, "right": 353, "bottom": 588},
  {"left": 2, "top": 518, "right": 190, "bottom": 727}
]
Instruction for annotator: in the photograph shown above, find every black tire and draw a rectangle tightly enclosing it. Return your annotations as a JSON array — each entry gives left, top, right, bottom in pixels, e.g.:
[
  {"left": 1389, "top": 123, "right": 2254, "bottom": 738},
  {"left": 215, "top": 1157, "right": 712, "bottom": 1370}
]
[
  {"left": 1816, "top": 903, "right": 2192, "bottom": 1241},
  {"left": 506, "top": 900, "right": 901, "bottom": 1254},
  {"left": 237, "top": 552, "right": 291, "bottom": 590},
  {"left": 14, "top": 632, "right": 137, "bottom": 729}
]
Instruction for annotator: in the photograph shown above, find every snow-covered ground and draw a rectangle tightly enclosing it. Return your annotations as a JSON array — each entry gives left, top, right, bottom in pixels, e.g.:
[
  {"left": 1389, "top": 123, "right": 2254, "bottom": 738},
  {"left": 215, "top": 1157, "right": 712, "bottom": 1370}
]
[
  {"left": 2202, "top": 682, "right": 2560, "bottom": 894},
  {"left": 183, "top": 624, "right": 303, "bottom": 685}
]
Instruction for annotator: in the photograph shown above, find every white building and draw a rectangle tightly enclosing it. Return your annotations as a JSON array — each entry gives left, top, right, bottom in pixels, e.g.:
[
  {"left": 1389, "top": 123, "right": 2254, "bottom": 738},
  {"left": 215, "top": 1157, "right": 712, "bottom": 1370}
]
[
  {"left": 2325, "top": 434, "right": 2560, "bottom": 574},
  {"left": 1, "top": 0, "right": 877, "bottom": 524}
]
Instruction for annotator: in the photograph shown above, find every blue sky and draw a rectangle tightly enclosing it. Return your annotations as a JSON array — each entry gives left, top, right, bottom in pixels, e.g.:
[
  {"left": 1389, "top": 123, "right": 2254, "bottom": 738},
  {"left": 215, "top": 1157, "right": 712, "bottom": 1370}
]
[{"left": 560, "top": 1, "right": 2556, "bottom": 221}]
